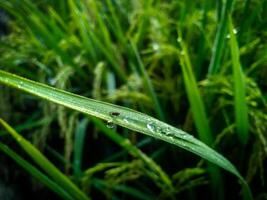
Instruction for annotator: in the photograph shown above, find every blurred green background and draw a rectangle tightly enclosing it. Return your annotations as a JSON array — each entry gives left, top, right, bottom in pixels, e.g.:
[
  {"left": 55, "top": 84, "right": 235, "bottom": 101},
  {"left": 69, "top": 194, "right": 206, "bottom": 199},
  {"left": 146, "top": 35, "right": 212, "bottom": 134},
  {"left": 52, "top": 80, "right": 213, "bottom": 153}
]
[{"left": 0, "top": 0, "right": 266, "bottom": 199}]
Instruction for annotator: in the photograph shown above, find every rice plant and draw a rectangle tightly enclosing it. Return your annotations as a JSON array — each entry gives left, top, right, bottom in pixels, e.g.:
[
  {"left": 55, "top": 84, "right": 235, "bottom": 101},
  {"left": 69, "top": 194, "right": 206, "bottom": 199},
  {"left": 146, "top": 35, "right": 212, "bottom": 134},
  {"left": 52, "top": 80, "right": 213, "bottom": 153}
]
[{"left": 0, "top": 0, "right": 266, "bottom": 199}]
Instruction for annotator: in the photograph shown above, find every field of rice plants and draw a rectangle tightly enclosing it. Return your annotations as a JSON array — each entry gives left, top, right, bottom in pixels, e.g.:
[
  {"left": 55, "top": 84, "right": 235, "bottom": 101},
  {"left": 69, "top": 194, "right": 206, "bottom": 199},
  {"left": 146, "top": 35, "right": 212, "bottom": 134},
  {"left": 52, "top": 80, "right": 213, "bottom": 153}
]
[{"left": 0, "top": 0, "right": 266, "bottom": 199}]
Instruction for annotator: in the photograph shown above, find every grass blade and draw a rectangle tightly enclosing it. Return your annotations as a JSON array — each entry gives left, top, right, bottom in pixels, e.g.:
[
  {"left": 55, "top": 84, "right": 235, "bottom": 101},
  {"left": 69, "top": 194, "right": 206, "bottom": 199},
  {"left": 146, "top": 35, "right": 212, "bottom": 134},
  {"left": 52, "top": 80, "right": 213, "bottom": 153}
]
[
  {"left": 68, "top": 0, "right": 97, "bottom": 63},
  {"left": 130, "top": 41, "right": 165, "bottom": 120},
  {"left": 73, "top": 118, "right": 89, "bottom": 179},
  {"left": 0, "top": 142, "right": 73, "bottom": 200},
  {"left": 208, "top": 0, "right": 235, "bottom": 75},
  {"left": 0, "top": 69, "right": 252, "bottom": 199},
  {"left": 228, "top": 16, "right": 249, "bottom": 145},
  {"left": 177, "top": 35, "right": 213, "bottom": 146},
  {"left": 105, "top": 0, "right": 127, "bottom": 47},
  {"left": 0, "top": 118, "right": 90, "bottom": 200},
  {"left": 177, "top": 33, "right": 223, "bottom": 199},
  {"left": 92, "top": 178, "right": 153, "bottom": 200}
]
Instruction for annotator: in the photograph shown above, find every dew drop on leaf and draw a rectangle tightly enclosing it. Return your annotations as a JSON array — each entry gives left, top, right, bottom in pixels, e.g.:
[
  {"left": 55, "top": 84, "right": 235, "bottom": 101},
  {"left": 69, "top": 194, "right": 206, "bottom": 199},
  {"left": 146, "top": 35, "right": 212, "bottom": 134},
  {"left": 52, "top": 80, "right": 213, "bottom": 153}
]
[
  {"left": 147, "top": 122, "right": 157, "bottom": 132},
  {"left": 122, "top": 116, "right": 131, "bottom": 123},
  {"left": 106, "top": 120, "right": 115, "bottom": 129}
]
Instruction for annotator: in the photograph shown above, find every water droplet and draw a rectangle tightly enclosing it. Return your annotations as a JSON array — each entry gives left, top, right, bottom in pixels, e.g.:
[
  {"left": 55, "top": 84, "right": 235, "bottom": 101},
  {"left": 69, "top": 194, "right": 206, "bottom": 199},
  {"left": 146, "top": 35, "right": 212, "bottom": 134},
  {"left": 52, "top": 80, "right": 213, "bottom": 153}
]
[
  {"left": 123, "top": 116, "right": 131, "bottom": 123},
  {"left": 48, "top": 78, "right": 56, "bottom": 85},
  {"left": 147, "top": 122, "right": 157, "bottom": 132},
  {"left": 250, "top": 101, "right": 257, "bottom": 107},
  {"left": 162, "top": 127, "right": 172, "bottom": 136},
  {"left": 165, "top": 132, "right": 172, "bottom": 136},
  {"left": 146, "top": 122, "right": 195, "bottom": 141},
  {"left": 177, "top": 37, "right": 182, "bottom": 43},
  {"left": 106, "top": 120, "right": 115, "bottom": 129},
  {"left": 17, "top": 81, "right": 24, "bottom": 89},
  {"left": 152, "top": 43, "right": 160, "bottom": 51},
  {"left": 226, "top": 29, "right": 238, "bottom": 39},
  {"left": 165, "top": 127, "right": 171, "bottom": 131},
  {"left": 233, "top": 28, "right": 238, "bottom": 34}
]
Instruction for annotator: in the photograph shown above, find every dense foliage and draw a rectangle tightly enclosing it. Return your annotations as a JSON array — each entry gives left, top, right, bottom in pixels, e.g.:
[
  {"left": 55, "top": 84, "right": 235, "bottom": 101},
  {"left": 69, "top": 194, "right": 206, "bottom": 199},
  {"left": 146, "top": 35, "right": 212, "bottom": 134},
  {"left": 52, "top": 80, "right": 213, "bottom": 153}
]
[{"left": 0, "top": 0, "right": 266, "bottom": 199}]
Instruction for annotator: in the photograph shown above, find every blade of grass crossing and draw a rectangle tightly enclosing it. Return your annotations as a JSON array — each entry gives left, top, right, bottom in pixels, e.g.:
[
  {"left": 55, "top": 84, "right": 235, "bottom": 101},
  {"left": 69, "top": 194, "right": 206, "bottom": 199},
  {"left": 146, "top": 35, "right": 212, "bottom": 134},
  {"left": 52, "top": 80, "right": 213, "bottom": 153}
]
[
  {"left": 228, "top": 16, "right": 249, "bottom": 145},
  {"left": 130, "top": 41, "right": 165, "bottom": 120},
  {"left": 86, "top": 1, "right": 112, "bottom": 49},
  {"left": 177, "top": 36, "right": 213, "bottom": 146},
  {"left": 0, "top": 119, "right": 90, "bottom": 200},
  {"left": 177, "top": 35, "right": 224, "bottom": 199},
  {"left": 68, "top": 0, "right": 97, "bottom": 63},
  {"left": 0, "top": 142, "right": 73, "bottom": 200},
  {"left": 105, "top": 0, "right": 127, "bottom": 47},
  {"left": 216, "top": 0, "right": 223, "bottom": 21},
  {"left": 136, "top": 0, "right": 154, "bottom": 45},
  {"left": 208, "top": 0, "right": 235, "bottom": 75},
  {"left": 88, "top": 30, "right": 127, "bottom": 82},
  {"left": 73, "top": 118, "right": 89, "bottom": 179},
  {"left": 195, "top": 0, "right": 212, "bottom": 79},
  {"left": 92, "top": 178, "right": 153, "bottom": 200}
]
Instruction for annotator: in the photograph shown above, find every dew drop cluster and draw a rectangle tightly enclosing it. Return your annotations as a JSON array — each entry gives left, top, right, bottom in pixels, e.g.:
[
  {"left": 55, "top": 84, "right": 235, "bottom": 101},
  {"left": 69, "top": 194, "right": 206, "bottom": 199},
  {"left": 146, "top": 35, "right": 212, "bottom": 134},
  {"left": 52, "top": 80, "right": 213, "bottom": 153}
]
[{"left": 146, "top": 121, "right": 193, "bottom": 140}]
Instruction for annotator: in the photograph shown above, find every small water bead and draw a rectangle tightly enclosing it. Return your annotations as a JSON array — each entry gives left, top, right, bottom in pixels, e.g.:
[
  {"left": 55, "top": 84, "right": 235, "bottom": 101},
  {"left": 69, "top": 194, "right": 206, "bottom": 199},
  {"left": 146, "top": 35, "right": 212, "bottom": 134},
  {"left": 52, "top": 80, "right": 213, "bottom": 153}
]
[
  {"left": 17, "top": 81, "right": 24, "bottom": 89},
  {"left": 147, "top": 122, "right": 157, "bottom": 133},
  {"left": 152, "top": 43, "right": 160, "bottom": 51},
  {"left": 146, "top": 121, "right": 195, "bottom": 142},
  {"left": 226, "top": 29, "right": 238, "bottom": 39},
  {"left": 48, "top": 78, "right": 56, "bottom": 85},
  {"left": 162, "top": 127, "right": 173, "bottom": 136},
  {"left": 106, "top": 111, "right": 121, "bottom": 128},
  {"left": 162, "top": 126, "right": 194, "bottom": 140},
  {"left": 165, "top": 132, "right": 173, "bottom": 137},
  {"left": 233, "top": 28, "right": 238, "bottom": 34},
  {"left": 106, "top": 120, "right": 115, "bottom": 129},
  {"left": 147, "top": 122, "right": 172, "bottom": 137},
  {"left": 122, "top": 116, "right": 131, "bottom": 124}
]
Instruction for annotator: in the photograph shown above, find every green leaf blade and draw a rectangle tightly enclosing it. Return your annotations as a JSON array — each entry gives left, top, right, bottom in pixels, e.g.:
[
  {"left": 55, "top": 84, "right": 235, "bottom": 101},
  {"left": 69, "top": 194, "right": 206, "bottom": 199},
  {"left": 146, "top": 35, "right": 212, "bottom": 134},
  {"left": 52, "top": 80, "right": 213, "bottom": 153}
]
[
  {"left": 0, "top": 142, "right": 74, "bottom": 200},
  {"left": 0, "top": 70, "right": 252, "bottom": 199},
  {"left": 228, "top": 16, "right": 249, "bottom": 145},
  {"left": 0, "top": 118, "right": 90, "bottom": 200}
]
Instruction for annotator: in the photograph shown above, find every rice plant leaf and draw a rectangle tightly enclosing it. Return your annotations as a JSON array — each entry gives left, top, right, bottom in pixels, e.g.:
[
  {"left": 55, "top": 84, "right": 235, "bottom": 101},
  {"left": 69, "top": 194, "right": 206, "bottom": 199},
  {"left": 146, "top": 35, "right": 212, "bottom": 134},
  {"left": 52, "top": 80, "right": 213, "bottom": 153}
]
[
  {"left": 228, "top": 16, "right": 249, "bottom": 145},
  {"left": 68, "top": 0, "right": 98, "bottom": 63},
  {"left": 130, "top": 40, "right": 165, "bottom": 120},
  {"left": 208, "top": 0, "right": 235, "bottom": 75},
  {"left": 0, "top": 118, "right": 90, "bottom": 200},
  {"left": 0, "top": 70, "right": 252, "bottom": 199},
  {"left": 177, "top": 36, "right": 213, "bottom": 146},
  {"left": 0, "top": 142, "right": 73, "bottom": 200},
  {"left": 177, "top": 33, "right": 223, "bottom": 199},
  {"left": 92, "top": 178, "right": 153, "bottom": 200},
  {"left": 73, "top": 118, "right": 89, "bottom": 179}
]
